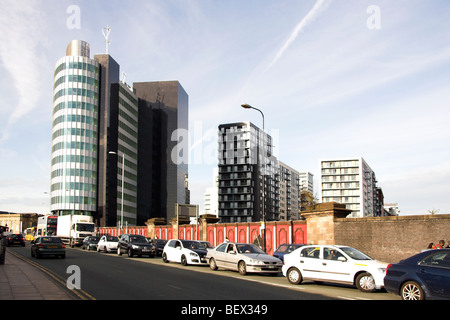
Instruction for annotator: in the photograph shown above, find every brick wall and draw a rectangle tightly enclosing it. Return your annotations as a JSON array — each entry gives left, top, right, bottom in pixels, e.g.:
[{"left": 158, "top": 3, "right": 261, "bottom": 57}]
[{"left": 334, "top": 214, "right": 450, "bottom": 263}]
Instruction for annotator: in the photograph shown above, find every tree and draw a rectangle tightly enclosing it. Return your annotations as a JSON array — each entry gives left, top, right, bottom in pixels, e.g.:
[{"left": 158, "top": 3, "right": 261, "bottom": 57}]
[
  {"left": 300, "top": 190, "right": 319, "bottom": 211},
  {"left": 428, "top": 208, "right": 440, "bottom": 215}
]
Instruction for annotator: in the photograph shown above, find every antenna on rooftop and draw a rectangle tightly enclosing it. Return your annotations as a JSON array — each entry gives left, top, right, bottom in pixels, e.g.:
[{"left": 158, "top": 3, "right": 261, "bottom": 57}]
[{"left": 102, "top": 25, "right": 111, "bottom": 54}]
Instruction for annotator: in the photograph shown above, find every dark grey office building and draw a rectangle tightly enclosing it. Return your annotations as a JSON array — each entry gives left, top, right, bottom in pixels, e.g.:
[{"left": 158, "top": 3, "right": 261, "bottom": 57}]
[
  {"left": 133, "top": 81, "right": 189, "bottom": 222},
  {"left": 218, "top": 122, "right": 279, "bottom": 223}
]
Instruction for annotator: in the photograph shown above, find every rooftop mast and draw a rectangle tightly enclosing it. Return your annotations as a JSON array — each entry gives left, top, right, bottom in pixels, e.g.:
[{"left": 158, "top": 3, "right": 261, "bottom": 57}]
[{"left": 102, "top": 25, "right": 111, "bottom": 54}]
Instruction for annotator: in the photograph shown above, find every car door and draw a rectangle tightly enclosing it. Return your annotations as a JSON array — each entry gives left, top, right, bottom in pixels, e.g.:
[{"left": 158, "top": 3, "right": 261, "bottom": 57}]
[
  {"left": 31, "top": 237, "right": 39, "bottom": 255},
  {"left": 417, "top": 251, "right": 450, "bottom": 299},
  {"left": 98, "top": 236, "right": 105, "bottom": 250},
  {"left": 119, "top": 235, "right": 129, "bottom": 252},
  {"left": 225, "top": 243, "right": 239, "bottom": 270},
  {"left": 319, "top": 247, "right": 352, "bottom": 283},
  {"left": 213, "top": 243, "right": 228, "bottom": 269},
  {"left": 167, "top": 240, "right": 181, "bottom": 262},
  {"left": 297, "top": 246, "right": 324, "bottom": 280}
]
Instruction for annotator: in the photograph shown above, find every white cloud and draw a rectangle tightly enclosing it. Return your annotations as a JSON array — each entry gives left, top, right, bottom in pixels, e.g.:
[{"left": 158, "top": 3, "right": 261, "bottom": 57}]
[
  {"left": 0, "top": 1, "right": 48, "bottom": 141},
  {"left": 266, "top": 0, "right": 333, "bottom": 70}
]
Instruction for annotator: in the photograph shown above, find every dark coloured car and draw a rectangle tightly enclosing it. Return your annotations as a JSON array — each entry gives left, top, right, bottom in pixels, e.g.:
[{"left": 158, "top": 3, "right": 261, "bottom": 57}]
[
  {"left": 81, "top": 236, "right": 100, "bottom": 250},
  {"left": 31, "top": 237, "right": 66, "bottom": 259},
  {"left": 117, "top": 234, "right": 155, "bottom": 258},
  {"left": 5, "top": 234, "right": 26, "bottom": 247},
  {"left": 148, "top": 239, "right": 168, "bottom": 256},
  {"left": 384, "top": 249, "right": 450, "bottom": 300},
  {"left": 273, "top": 244, "right": 304, "bottom": 262}
]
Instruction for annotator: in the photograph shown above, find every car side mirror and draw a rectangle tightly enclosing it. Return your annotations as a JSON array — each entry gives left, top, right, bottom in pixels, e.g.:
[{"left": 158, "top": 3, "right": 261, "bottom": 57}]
[{"left": 338, "top": 256, "right": 347, "bottom": 262}]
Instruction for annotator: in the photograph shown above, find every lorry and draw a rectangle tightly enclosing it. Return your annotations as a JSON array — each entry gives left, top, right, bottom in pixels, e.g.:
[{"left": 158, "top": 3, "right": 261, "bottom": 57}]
[{"left": 56, "top": 215, "right": 96, "bottom": 247}]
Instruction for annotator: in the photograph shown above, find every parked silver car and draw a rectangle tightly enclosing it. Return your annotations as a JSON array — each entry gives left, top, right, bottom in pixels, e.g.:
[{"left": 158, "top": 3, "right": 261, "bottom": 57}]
[{"left": 206, "top": 242, "right": 282, "bottom": 275}]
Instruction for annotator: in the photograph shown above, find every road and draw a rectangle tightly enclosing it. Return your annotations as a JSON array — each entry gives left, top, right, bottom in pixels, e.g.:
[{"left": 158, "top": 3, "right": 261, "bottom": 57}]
[{"left": 7, "top": 244, "right": 399, "bottom": 302}]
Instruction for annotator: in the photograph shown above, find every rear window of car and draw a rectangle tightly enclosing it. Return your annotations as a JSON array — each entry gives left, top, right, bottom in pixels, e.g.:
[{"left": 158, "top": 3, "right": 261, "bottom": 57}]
[
  {"left": 41, "top": 237, "right": 62, "bottom": 243},
  {"left": 300, "top": 247, "right": 320, "bottom": 259}
]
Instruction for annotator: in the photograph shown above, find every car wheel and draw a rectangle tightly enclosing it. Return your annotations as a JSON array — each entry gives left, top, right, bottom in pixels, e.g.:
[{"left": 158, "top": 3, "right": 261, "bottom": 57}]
[
  {"left": 238, "top": 261, "right": 247, "bottom": 275},
  {"left": 209, "top": 258, "right": 218, "bottom": 271},
  {"left": 117, "top": 247, "right": 122, "bottom": 256},
  {"left": 287, "top": 267, "right": 303, "bottom": 285},
  {"left": 356, "top": 272, "right": 376, "bottom": 292},
  {"left": 401, "top": 281, "right": 424, "bottom": 300},
  {"left": 181, "top": 255, "right": 187, "bottom": 266},
  {"left": 162, "top": 252, "right": 169, "bottom": 263},
  {"left": 128, "top": 249, "right": 133, "bottom": 258}
]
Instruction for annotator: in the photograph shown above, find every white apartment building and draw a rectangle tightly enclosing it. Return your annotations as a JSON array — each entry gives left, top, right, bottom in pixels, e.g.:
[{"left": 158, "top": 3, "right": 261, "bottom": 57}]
[
  {"left": 299, "top": 172, "right": 314, "bottom": 194},
  {"left": 320, "top": 157, "right": 380, "bottom": 218},
  {"left": 204, "top": 168, "right": 219, "bottom": 217}
]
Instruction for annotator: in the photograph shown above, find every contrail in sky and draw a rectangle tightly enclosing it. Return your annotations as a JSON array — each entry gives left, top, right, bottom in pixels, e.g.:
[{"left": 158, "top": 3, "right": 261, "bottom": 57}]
[{"left": 267, "top": 0, "right": 333, "bottom": 70}]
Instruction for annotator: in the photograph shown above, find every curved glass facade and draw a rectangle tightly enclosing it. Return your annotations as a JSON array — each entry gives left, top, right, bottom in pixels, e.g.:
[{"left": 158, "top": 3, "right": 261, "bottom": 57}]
[{"left": 50, "top": 41, "right": 99, "bottom": 216}]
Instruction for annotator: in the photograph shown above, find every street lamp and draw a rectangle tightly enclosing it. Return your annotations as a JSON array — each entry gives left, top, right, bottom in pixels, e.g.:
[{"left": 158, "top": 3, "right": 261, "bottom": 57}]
[
  {"left": 109, "top": 151, "right": 124, "bottom": 232},
  {"left": 241, "top": 103, "right": 266, "bottom": 252}
]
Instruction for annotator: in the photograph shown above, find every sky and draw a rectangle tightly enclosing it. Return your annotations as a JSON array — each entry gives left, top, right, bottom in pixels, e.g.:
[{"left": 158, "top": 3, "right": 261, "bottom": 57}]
[{"left": 0, "top": 0, "right": 449, "bottom": 216}]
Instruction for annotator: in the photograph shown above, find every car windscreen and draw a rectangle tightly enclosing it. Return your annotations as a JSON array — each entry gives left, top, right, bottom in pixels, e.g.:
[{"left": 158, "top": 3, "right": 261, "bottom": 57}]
[
  {"left": 181, "top": 240, "right": 207, "bottom": 250},
  {"left": 130, "top": 235, "right": 147, "bottom": 243},
  {"left": 76, "top": 223, "right": 95, "bottom": 232},
  {"left": 236, "top": 244, "right": 265, "bottom": 254},
  {"left": 340, "top": 247, "right": 372, "bottom": 260}
]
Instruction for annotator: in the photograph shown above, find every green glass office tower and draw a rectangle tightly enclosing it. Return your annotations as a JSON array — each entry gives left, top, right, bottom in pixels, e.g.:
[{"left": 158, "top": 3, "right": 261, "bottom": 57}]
[{"left": 51, "top": 40, "right": 100, "bottom": 216}]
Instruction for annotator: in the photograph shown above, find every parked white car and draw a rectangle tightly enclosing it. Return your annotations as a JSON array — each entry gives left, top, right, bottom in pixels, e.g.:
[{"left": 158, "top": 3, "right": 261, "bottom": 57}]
[
  {"left": 162, "top": 239, "right": 213, "bottom": 266},
  {"left": 97, "top": 235, "right": 119, "bottom": 253},
  {"left": 282, "top": 245, "right": 388, "bottom": 292}
]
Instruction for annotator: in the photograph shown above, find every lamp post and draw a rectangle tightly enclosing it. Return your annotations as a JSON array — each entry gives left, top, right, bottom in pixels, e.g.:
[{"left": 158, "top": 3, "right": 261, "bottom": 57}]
[
  {"left": 241, "top": 103, "right": 266, "bottom": 252},
  {"left": 108, "top": 151, "right": 124, "bottom": 232}
]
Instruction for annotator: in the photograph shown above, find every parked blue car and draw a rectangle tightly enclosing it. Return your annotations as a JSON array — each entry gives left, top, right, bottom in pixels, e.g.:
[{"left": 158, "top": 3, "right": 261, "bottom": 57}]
[
  {"left": 273, "top": 244, "right": 304, "bottom": 262},
  {"left": 384, "top": 249, "right": 450, "bottom": 300}
]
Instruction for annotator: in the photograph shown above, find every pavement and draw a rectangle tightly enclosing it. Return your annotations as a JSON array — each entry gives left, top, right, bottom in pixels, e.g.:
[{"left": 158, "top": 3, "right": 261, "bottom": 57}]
[{"left": 0, "top": 249, "right": 76, "bottom": 300}]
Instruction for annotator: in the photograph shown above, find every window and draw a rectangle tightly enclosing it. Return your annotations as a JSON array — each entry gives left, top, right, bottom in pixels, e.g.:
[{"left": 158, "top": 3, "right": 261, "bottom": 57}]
[
  {"left": 300, "top": 247, "right": 320, "bottom": 259},
  {"left": 420, "top": 252, "right": 450, "bottom": 269},
  {"left": 324, "top": 247, "right": 345, "bottom": 261},
  {"left": 216, "top": 243, "right": 228, "bottom": 252}
]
